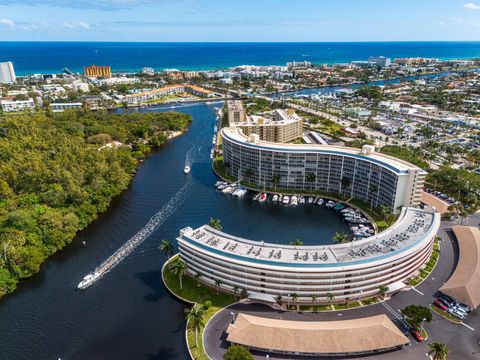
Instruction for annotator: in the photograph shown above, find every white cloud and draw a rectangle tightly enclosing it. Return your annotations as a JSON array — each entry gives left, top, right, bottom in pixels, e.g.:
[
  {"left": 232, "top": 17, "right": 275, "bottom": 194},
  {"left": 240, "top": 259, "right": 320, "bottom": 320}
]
[
  {"left": 64, "top": 21, "right": 91, "bottom": 29},
  {"left": 464, "top": 2, "right": 480, "bottom": 9},
  {"left": 0, "top": 18, "right": 15, "bottom": 27}
]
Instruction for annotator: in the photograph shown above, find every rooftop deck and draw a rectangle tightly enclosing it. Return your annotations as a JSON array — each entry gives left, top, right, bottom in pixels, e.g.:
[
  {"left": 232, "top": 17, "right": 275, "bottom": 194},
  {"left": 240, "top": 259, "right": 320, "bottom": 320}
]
[{"left": 178, "top": 207, "right": 440, "bottom": 268}]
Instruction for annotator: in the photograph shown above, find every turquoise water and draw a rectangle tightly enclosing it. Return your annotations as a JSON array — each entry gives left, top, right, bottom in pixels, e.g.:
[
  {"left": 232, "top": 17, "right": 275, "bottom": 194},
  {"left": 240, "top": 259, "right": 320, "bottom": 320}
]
[{"left": 1, "top": 41, "right": 480, "bottom": 75}]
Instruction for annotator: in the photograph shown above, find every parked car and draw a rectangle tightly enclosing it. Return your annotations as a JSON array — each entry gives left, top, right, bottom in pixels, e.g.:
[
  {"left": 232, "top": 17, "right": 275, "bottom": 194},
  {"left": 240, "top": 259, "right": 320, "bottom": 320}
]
[
  {"left": 411, "top": 329, "right": 423, "bottom": 342},
  {"left": 433, "top": 299, "right": 447, "bottom": 310},
  {"left": 447, "top": 307, "right": 466, "bottom": 320},
  {"left": 456, "top": 303, "right": 471, "bottom": 313},
  {"left": 438, "top": 295, "right": 455, "bottom": 307}
]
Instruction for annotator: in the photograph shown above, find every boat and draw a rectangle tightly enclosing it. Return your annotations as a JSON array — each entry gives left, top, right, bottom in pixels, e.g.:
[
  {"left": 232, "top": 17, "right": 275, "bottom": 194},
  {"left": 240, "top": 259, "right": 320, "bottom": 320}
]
[
  {"left": 326, "top": 200, "right": 335, "bottom": 208},
  {"left": 272, "top": 194, "right": 278, "bottom": 202},
  {"left": 299, "top": 196, "right": 305, "bottom": 204},
  {"left": 308, "top": 197, "right": 313, "bottom": 204},
  {"left": 258, "top": 193, "right": 267, "bottom": 203},
  {"left": 184, "top": 160, "right": 191, "bottom": 174},
  {"left": 291, "top": 196, "right": 298, "bottom": 206},
  {"left": 222, "top": 186, "right": 234, "bottom": 194},
  {"left": 317, "top": 198, "right": 324, "bottom": 205},
  {"left": 278, "top": 195, "right": 283, "bottom": 202},
  {"left": 282, "top": 196, "right": 290, "bottom": 205},
  {"left": 334, "top": 203, "right": 345, "bottom": 211},
  {"left": 253, "top": 193, "right": 260, "bottom": 201},
  {"left": 78, "top": 273, "right": 99, "bottom": 289}
]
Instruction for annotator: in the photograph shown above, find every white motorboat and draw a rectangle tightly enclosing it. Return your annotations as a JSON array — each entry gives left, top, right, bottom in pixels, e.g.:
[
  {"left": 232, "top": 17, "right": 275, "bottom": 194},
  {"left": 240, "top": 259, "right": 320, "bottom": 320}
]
[
  {"left": 272, "top": 194, "right": 278, "bottom": 202},
  {"left": 184, "top": 165, "right": 191, "bottom": 174},
  {"left": 222, "top": 186, "right": 234, "bottom": 194},
  {"left": 308, "top": 197, "right": 313, "bottom": 204},
  {"left": 299, "top": 196, "right": 305, "bottom": 204},
  {"left": 282, "top": 196, "right": 290, "bottom": 205},
  {"left": 326, "top": 200, "right": 335, "bottom": 207},
  {"left": 77, "top": 273, "right": 99, "bottom": 289},
  {"left": 291, "top": 196, "right": 298, "bottom": 206},
  {"left": 317, "top": 198, "right": 324, "bottom": 205}
]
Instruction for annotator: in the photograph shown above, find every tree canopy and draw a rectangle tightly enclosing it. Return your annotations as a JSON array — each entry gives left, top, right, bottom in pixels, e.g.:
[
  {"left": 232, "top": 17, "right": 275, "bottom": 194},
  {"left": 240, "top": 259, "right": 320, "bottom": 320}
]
[
  {"left": 0, "top": 109, "right": 191, "bottom": 297},
  {"left": 223, "top": 345, "right": 254, "bottom": 360}
]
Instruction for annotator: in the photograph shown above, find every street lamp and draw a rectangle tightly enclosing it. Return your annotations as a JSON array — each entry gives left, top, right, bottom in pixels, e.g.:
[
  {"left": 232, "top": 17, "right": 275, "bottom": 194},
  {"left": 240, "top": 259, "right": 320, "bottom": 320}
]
[
  {"left": 287, "top": 294, "right": 291, "bottom": 308},
  {"left": 230, "top": 312, "right": 235, "bottom": 323},
  {"left": 420, "top": 317, "right": 426, "bottom": 336}
]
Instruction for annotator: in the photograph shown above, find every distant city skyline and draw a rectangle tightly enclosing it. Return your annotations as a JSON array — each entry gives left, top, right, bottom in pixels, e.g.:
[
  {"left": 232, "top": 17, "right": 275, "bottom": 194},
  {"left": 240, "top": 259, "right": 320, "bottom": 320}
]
[{"left": 1, "top": 0, "right": 480, "bottom": 42}]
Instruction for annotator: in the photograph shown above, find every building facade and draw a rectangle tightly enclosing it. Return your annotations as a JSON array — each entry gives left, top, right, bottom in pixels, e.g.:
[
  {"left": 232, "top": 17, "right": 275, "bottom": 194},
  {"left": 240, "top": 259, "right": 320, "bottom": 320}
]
[
  {"left": 227, "top": 100, "right": 247, "bottom": 123},
  {"left": 0, "top": 62, "right": 16, "bottom": 84},
  {"left": 0, "top": 99, "right": 35, "bottom": 112},
  {"left": 221, "top": 127, "right": 425, "bottom": 212},
  {"left": 177, "top": 207, "right": 440, "bottom": 304},
  {"left": 84, "top": 65, "right": 112, "bottom": 78}
]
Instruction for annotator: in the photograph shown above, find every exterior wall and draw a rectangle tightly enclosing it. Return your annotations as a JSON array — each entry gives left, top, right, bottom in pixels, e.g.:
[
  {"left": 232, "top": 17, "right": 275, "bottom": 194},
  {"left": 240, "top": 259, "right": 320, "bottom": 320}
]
[
  {"left": 237, "top": 119, "right": 302, "bottom": 143},
  {"left": 84, "top": 65, "right": 112, "bottom": 78},
  {"left": 221, "top": 129, "right": 425, "bottom": 212},
  {"left": 0, "top": 62, "right": 16, "bottom": 84},
  {"left": 0, "top": 99, "right": 35, "bottom": 112},
  {"left": 177, "top": 229, "right": 436, "bottom": 304}
]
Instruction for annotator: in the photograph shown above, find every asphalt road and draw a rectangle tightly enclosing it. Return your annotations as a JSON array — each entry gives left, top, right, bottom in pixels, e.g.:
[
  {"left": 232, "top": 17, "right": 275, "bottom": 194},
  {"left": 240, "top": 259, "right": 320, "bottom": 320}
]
[{"left": 203, "top": 213, "right": 480, "bottom": 360}]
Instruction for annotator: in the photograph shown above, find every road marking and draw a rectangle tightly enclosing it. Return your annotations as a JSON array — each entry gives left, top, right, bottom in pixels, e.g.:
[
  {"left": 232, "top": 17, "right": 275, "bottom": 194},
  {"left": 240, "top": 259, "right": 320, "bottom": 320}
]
[
  {"left": 412, "top": 287, "right": 424, "bottom": 295},
  {"left": 461, "top": 322, "right": 475, "bottom": 331}
]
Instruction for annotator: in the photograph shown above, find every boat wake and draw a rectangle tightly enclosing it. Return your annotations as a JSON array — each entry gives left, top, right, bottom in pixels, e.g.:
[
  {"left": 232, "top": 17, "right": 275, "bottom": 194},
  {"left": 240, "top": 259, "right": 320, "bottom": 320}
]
[{"left": 78, "top": 176, "right": 191, "bottom": 289}]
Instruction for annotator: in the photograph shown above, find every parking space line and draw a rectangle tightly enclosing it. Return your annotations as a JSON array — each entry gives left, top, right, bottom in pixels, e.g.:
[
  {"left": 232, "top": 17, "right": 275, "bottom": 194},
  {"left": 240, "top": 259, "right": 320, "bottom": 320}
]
[
  {"left": 461, "top": 322, "right": 475, "bottom": 331},
  {"left": 412, "top": 287, "right": 424, "bottom": 295}
]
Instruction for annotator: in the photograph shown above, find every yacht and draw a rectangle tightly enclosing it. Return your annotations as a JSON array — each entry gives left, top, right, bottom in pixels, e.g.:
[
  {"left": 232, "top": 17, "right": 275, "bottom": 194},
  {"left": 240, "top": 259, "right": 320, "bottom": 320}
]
[
  {"left": 282, "top": 196, "right": 290, "bottom": 205},
  {"left": 77, "top": 273, "right": 99, "bottom": 289},
  {"left": 308, "top": 197, "right": 313, "bottom": 204},
  {"left": 258, "top": 193, "right": 267, "bottom": 203},
  {"left": 291, "top": 196, "right": 298, "bottom": 206},
  {"left": 184, "top": 159, "right": 191, "bottom": 175},
  {"left": 317, "top": 198, "right": 324, "bottom": 205},
  {"left": 272, "top": 194, "right": 278, "bottom": 202}
]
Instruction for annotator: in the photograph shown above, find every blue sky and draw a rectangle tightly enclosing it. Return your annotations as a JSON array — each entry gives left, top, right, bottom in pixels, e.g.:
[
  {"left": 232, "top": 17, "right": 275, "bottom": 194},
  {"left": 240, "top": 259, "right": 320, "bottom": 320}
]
[{"left": 0, "top": 0, "right": 480, "bottom": 41}]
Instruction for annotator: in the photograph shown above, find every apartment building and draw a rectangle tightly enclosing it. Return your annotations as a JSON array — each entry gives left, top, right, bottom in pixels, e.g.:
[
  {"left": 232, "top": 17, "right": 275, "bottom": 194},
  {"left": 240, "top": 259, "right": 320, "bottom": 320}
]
[{"left": 0, "top": 62, "right": 16, "bottom": 84}]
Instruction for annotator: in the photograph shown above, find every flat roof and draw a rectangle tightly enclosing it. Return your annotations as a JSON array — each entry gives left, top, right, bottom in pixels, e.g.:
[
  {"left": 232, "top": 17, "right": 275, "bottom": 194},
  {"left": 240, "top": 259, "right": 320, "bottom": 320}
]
[
  {"left": 421, "top": 192, "right": 450, "bottom": 214},
  {"left": 226, "top": 313, "right": 410, "bottom": 355},
  {"left": 178, "top": 207, "right": 439, "bottom": 268},
  {"left": 440, "top": 226, "right": 480, "bottom": 309},
  {"left": 222, "top": 127, "right": 423, "bottom": 173}
]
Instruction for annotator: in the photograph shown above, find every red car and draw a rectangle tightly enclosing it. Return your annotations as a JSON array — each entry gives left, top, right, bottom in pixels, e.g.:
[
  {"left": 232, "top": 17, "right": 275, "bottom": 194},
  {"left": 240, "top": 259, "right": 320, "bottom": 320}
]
[
  {"left": 411, "top": 329, "right": 423, "bottom": 342},
  {"left": 434, "top": 299, "right": 447, "bottom": 310}
]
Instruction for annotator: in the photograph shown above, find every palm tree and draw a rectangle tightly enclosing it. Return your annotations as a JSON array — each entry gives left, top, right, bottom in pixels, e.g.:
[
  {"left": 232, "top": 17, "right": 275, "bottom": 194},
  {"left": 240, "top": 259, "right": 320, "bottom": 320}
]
[
  {"left": 233, "top": 285, "right": 239, "bottom": 299},
  {"left": 369, "top": 184, "right": 378, "bottom": 210},
  {"left": 272, "top": 174, "right": 281, "bottom": 190},
  {"left": 341, "top": 176, "right": 351, "bottom": 196},
  {"left": 311, "top": 294, "right": 317, "bottom": 303},
  {"left": 195, "top": 272, "right": 202, "bottom": 282},
  {"left": 428, "top": 341, "right": 449, "bottom": 360},
  {"left": 292, "top": 293, "right": 299, "bottom": 310},
  {"left": 306, "top": 172, "right": 316, "bottom": 192},
  {"left": 215, "top": 279, "right": 222, "bottom": 294},
  {"left": 209, "top": 217, "right": 222, "bottom": 230},
  {"left": 326, "top": 292, "right": 335, "bottom": 302},
  {"left": 289, "top": 238, "right": 303, "bottom": 246},
  {"left": 276, "top": 295, "right": 283, "bottom": 305},
  {"left": 171, "top": 259, "right": 188, "bottom": 289},
  {"left": 185, "top": 304, "right": 205, "bottom": 347},
  {"left": 378, "top": 285, "right": 388, "bottom": 299},
  {"left": 159, "top": 239, "right": 174, "bottom": 260},
  {"left": 332, "top": 232, "right": 348, "bottom": 243},
  {"left": 244, "top": 168, "right": 254, "bottom": 184}
]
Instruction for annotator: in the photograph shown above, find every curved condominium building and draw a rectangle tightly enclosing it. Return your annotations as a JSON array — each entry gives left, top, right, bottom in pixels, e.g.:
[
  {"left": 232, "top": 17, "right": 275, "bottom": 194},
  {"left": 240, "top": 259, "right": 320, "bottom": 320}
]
[
  {"left": 221, "top": 127, "right": 426, "bottom": 212},
  {"left": 177, "top": 207, "right": 440, "bottom": 303}
]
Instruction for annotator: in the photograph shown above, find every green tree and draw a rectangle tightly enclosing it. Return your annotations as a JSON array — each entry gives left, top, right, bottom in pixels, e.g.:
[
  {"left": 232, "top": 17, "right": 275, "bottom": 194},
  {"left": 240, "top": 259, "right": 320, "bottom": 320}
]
[
  {"left": 290, "top": 239, "right": 303, "bottom": 246},
  {"left": 378, "top": 285, "right": 388, "bottom": 298},
  {"left": 223, "top": 345, "right": 254, "bottom": 360},
  {"left": 341, "top": 176, "right": 351, "bottom": 195},
  {"left": 428, "top": 341, "right": 449, "bottom": 360},
  {"left": 369, "top": 184, "right": 378, "bottom": 210},
  {"left": 401, "top": 304, "right": 432, "bottom": 329},
  {"left": 272, "top": 174, "right": 281, "bottom": 190},
  {"left": 171, "top": 259, "right": 188, "bottom": 289},
  {"left": 326, "top": 292, "right": 335, "bottom": 302},
  {"left": 159, "top": 239, "right": 174, "bottom": 260},
  {"left": 306, "top": 172, "right": 316, "bottom": 192},
  {"left": 209, "top": 218, "right": 222, "bottom": 230},
  {"left": 185, "top": 304, "right": 205, "bottom": 347},
  {"left": 332, "top": 232, "right": 348, "bottom": 243}
]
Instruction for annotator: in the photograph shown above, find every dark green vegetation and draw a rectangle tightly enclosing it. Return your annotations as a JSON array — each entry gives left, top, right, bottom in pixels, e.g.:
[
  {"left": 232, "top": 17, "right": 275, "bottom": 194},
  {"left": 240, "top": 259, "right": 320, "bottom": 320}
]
[
  {"left": 355, "top": 86, "right": 384, "bottom": 100},
  {"left": 401, "top": 304, "right": 432, "bottom": 329},
  {"left": 380, "top": 145, "right": 430, "bottom": 170},
  {"left": 223, "top": 345, "right": 254, "bottom": 360},
  {"left": 0, "top": 110, "right": 191, "bottom": 297}
]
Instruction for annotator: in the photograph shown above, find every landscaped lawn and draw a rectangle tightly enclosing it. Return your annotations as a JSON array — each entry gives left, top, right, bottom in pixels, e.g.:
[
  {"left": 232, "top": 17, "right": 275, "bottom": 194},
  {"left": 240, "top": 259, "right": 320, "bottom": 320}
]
[{"left": 163, "top": 256, "right": 235, "bottom": 360}]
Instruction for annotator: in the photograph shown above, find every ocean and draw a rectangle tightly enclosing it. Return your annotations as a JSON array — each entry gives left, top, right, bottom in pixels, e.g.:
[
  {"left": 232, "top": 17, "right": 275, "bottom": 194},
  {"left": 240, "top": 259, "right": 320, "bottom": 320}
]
[{"left": 1, "top": 41, "right": 480, "bottom": 75}]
